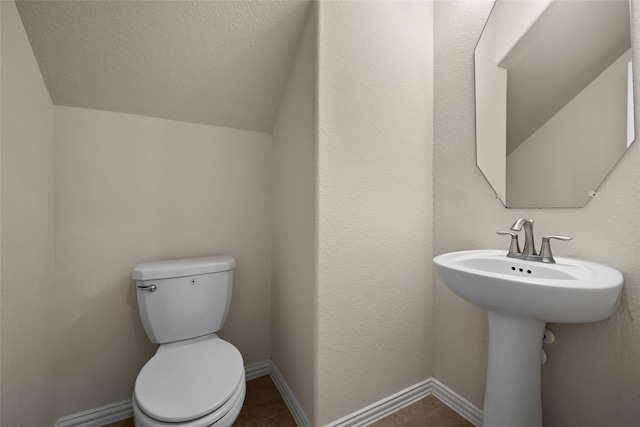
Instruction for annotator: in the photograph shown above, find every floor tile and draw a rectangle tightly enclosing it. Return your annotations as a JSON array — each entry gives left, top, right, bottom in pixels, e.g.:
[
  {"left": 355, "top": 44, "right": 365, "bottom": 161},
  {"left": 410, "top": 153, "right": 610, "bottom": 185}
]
[
  {"left": 369, "top": 412, "right": 406, "bottom": 427},
  {"left": 235, "top": 376, "right": 292, "bottom": 425},
  {"left": 102, "top": 419, "right": 135, "bottom": 427},
  {"left": 420, "top": 403, "right": 475, "bottom": 426},
  {"left": 392, "top": 395, "right": 444, "bottom": 424},
  {"left": 369, "top": 395, "right": 473, "bottom": 427},
  {"left": 245, "top": 412, "right": 298, "bottom": 427}
]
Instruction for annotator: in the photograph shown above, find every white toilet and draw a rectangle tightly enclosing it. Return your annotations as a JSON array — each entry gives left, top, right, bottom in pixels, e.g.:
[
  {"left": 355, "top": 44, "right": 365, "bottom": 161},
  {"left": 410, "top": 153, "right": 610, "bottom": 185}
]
[{"left": 131, "top": 255, "right": 245, "bottom": 427}]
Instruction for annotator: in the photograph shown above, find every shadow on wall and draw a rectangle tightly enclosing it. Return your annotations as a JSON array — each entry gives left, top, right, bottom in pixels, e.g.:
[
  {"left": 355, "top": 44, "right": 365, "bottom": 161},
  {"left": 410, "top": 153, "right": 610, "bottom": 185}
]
[
  {"left": 126, "top": 277, "right": 158, "bottom": 357},
  {"left": 57, "top": 273, "right": 157, "bottom": 414}
]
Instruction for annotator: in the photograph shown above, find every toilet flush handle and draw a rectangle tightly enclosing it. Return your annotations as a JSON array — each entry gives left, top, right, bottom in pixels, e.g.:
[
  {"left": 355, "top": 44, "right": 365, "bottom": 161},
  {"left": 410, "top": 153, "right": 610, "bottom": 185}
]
[{"left": 137, "top": 284, "right": 157, "bottom": 292}]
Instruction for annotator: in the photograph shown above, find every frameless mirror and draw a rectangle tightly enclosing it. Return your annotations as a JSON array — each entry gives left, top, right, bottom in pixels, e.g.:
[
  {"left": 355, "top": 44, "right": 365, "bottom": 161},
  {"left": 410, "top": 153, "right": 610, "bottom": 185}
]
[{"left": 475, "top": 0, "right": 634, "bottom": 208}]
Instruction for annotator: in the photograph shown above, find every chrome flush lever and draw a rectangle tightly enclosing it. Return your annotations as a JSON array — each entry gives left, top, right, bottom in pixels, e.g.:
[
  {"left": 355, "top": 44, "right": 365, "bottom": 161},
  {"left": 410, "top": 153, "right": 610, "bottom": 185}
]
[
  {"left": 137, "top": 284, "right": 157, "bottom": 292},
  {"left": 497, "top": 231, "right": 521, "bottom": 257}
]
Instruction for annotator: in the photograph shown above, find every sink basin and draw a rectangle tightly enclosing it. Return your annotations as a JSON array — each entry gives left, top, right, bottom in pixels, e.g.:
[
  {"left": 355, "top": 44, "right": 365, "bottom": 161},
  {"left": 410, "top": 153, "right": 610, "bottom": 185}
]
[
  {"left": 433, "top": 249, "right": 623, "bottom": 427},
  {"left": 433, "top": 249, "right": 623, "bottom": 323}
]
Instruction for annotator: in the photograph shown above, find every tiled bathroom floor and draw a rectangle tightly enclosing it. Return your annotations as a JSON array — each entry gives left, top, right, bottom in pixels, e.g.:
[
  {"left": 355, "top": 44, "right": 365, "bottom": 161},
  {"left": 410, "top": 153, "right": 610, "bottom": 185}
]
[
  {"left": 368, "top": 394, "right": 474, "bottom": 427},
  {"left": 104, "top": 376, "right": 472, "bottom": 427}
]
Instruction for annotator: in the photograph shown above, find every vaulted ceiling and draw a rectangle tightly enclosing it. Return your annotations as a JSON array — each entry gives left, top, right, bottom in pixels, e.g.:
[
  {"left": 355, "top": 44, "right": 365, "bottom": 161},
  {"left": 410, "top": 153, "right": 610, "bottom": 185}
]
[{"left": 16, "top": 0, "right": 313, "bottom": 133}]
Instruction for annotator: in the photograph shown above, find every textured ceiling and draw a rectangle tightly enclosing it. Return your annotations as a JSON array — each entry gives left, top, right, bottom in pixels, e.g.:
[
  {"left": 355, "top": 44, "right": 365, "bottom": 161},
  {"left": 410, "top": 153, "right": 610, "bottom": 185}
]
[{"left": 16, "top": 0, "right": 312, "bottom": 133}]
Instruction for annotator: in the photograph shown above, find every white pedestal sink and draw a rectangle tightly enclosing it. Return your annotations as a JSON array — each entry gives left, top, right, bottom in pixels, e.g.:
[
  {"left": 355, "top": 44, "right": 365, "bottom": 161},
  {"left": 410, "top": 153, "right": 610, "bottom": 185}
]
[{"left": 433, "top": 250, "right": 623, "bottom": 427}]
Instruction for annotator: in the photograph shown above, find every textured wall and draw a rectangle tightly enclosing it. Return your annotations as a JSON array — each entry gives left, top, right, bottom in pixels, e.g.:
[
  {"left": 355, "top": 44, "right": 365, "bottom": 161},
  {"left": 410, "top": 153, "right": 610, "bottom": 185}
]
[
  {"left": 53, "top": 106, "right": 273, "bottom": 417},
  {"left": 434, "top": 1, "right": 640, "bottom": 425},
  {"left": 0, "top": 1, "right": 57, "bottom": 424},
  {"left": 316, "top": 1, "right": 434, "bottom": 424},
  {"left": 271, "top": 5, "right": 317, "bottom": 423}
]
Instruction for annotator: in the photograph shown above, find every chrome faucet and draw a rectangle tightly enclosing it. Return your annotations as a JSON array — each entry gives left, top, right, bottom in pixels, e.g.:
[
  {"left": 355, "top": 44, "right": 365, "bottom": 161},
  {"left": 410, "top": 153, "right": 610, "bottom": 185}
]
[
  {"left": 497, "top": 218, "right": 572, "bottom": 263},
  {"left": 510, "top": 218, "right": 537, "bottom": 256}
]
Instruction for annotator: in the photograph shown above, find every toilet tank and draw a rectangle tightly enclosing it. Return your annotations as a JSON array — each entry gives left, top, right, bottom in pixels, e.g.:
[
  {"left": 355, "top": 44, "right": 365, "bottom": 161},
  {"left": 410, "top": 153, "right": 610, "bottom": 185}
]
[{"left": 132, "top": 255, "right": 236, "bottom": 344}]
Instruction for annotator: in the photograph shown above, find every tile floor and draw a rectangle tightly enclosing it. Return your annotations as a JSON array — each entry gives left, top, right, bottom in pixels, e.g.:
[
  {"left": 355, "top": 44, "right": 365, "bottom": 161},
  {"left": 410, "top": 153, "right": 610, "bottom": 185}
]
[
  {"left": 368, "top": 395, "right": 474, "bottom": 427},
  {"left": 103, "top": 376, "right": 472, "bottom": 427}
]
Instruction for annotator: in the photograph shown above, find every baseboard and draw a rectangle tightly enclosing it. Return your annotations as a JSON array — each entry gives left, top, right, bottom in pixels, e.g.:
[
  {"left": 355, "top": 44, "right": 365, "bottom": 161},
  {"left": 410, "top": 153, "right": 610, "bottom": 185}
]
[
  {"left": 54, "top": 362, "right": 482, "bottom": 427},
  {"left": 55, "top": 400, "right": 132, "bottom": 427},
  {"left": 324, "top": 378, "right": 483, "bottom": 427},
  {"left": 245, "top": 359, "right": 271, "bottom": 381},
  {"left": 324, "top": 379, "right": 433, "bottom": 427},
  {"left": 269, "top": 362, "right": 312, "bottom": 427},
  {"left": 54, "top": 360, "right": 272, "bottom": 427},
  {"left": 431, "top": 378, "right": 483, "bottom": 426}
]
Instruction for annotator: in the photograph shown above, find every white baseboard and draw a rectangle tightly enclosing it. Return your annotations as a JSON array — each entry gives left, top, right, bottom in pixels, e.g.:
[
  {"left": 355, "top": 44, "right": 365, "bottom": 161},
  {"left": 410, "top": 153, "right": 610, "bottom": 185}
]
[
  {"left": 55, "top": 400, "right": 132, "bottom": 427},
  {"left": 55, "top": 361, "right": 482, "bottom": 427},
  {"left": 324, "top": 379, "right": 433, "bottom": 427},
  {"left": 324, "top": 378, "right": 483, "bottom": 427},
  {"left": 431, "top": 378, "right": 483, "bottom": 426},
  {"left": 245, "top": 359, "right": 271, "bottom": 381},
  {"left": 269, "top": 362, "right": 312, "bottom": 427}
]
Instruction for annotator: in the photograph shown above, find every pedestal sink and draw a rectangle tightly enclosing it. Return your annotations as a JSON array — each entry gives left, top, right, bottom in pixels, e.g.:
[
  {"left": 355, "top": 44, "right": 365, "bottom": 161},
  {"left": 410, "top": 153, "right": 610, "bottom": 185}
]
[{"left": 433, "top": 249, "right": 623, "bottom": 427}]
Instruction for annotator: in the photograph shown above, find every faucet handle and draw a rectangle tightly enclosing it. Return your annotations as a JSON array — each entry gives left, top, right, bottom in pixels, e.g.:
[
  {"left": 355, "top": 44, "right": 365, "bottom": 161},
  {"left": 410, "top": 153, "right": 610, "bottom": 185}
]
[
  {"left": 540, "top": 235, "right": 572, "bottom": 264},
  {"left": 497, "top": 231, "right": 521, "bottom": 256}
]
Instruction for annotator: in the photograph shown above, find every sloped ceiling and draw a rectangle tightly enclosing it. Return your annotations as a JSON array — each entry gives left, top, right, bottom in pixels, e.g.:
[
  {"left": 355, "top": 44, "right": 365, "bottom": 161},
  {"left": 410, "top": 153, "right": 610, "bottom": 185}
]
[{"left": 16, "top": 0, "right": 313, "bottom": 133}]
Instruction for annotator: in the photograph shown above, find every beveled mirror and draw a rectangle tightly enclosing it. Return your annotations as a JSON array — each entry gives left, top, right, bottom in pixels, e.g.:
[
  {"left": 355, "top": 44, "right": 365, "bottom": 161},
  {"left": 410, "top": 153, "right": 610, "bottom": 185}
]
[{"left": 475, "top": 0, "right": 634, "bottom": 208}]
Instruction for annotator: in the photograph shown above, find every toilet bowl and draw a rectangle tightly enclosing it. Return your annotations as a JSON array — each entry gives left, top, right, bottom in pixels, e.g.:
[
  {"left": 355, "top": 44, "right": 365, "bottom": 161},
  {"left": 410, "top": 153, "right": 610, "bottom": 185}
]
[
  {"left": 132, "top": 334, "right": 245, "bottom": 427},
  {"left": 131, "top": 256, "right": 244, "bottom": 427}
]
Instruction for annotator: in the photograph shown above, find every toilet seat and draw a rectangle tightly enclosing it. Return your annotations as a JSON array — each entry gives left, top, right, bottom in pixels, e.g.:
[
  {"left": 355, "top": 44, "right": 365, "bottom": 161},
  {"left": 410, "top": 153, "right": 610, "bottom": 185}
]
[
  {"left": 134, "top": 335, "right": 244, "bottom": 425},
  {"left": 132, "top": 377, "right": 245, "bottom": 427}
]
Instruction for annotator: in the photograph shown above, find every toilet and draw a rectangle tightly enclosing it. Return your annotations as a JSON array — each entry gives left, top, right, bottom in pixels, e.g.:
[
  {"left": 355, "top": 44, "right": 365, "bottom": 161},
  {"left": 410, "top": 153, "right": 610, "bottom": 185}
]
[{"left": 131, "top": 255, "right": 245, "bottom": 427}]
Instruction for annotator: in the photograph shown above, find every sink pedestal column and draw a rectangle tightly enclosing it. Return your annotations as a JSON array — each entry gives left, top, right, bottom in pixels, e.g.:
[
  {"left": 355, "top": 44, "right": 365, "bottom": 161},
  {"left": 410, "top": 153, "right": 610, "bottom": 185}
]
[{"left": 483, "top": 312, "right": 546, "bottom": 427}]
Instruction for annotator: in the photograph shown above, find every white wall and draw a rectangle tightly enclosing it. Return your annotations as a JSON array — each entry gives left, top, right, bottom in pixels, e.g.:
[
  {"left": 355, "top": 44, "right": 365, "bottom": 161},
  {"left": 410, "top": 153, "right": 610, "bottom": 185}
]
[
  {"left": 271, "top": 6, "right": 317, "bottom": 423},
  {"left": 53, "top": 106, "right": 273, "bottom": 416},
  {"left": 0, "top": 1, "right": 57, "bottom": 424},
  {"left": 316, "top": 1, "right": 434, "bottom": 424},
  {"left": 434, "top": 1, "right": 640, "bottom": 425}
]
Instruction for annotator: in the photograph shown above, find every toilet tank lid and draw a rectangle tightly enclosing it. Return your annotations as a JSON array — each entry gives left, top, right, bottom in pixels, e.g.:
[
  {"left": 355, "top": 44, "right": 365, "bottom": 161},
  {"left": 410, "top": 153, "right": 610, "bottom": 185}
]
[{"left": 132, "top": 255, "right": 235, "bottom": 280}]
